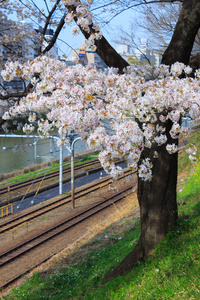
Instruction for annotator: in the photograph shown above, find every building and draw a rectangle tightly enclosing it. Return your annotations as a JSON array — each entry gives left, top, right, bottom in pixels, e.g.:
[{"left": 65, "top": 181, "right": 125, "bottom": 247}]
[
  {"left": 116, "top": 44, "right": 132, "bottom": 63},
  {"left": 72, "top": 44, "right": 107, "bottom": 70},
  {"left": 116, "top": 39, "right": 162, "bottom": 66}
]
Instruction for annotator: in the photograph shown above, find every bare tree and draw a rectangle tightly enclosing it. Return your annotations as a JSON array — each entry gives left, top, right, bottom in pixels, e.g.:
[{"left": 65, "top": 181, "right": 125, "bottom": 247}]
[
  {"left": 139, "top": 2, "right": 180, "bottom": 49},
  {"left": 140, "top": 2, "right": 200, "bottom": 56},
  {"left": 113, "top": 1, "right": 200, "bottom": 66}
]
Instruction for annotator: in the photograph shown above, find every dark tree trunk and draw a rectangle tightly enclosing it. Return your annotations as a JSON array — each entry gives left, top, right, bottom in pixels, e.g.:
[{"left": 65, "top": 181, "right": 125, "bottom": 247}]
[
  {"left": 102, "top": 121, "right": 178, "bottom": 283},
  {"left": 161, "top": 0, "right": 200, "bottom": 65},
  {"left": 138, "top": 146, "right": 178, "bottom": 256}
]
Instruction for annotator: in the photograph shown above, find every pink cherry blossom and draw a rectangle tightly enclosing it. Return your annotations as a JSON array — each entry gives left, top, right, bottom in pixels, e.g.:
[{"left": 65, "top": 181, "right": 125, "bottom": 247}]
[{"left": 2, "top": 58, "right": 200, "bottom": 180}]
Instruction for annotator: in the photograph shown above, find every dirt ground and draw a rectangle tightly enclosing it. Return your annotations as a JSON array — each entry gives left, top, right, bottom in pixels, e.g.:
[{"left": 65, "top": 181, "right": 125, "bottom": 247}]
[{"left": 0, "top": 174, "right": 139, "bottom": 297}]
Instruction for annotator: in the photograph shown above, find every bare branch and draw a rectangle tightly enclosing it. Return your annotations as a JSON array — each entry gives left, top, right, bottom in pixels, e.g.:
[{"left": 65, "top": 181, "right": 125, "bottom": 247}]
[
  {"left": 43, "top": 0, "right": 50, "bottom": 14},
  {"left": 39, "top": 0, "right": 62, "bottom": 55},
  {"left": 0, "top": 91, "right": 28, "bottom": 100},
  {"left": 41, "top": 14, "right": 65, "bottom": 55}
]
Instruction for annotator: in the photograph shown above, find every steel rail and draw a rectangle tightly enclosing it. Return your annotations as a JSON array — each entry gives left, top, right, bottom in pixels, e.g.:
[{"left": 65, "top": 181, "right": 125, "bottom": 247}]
[
  {"left": 0, "top": 159, "right": 100, "bottom": 195},
  {"left": 0, "top": 170, "right": 135, "bottom": 234},
  {"left": 0, "top": 185, "right": 134, "bottom": 289}
]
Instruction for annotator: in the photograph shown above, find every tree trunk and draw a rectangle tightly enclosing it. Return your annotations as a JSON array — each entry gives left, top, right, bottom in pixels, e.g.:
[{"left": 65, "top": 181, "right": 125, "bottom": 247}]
[
  {"left": 138, "top": 146, "right": 178, "bottom": 256},
  {"left": 102, "top": 121, "right": 178, "bottom": 283},
  {"left": 161, "top": 0, "right": 200, "bottom": 65},
  {"left": 101, "top": 0, "right": 200, "bottom": 283}
]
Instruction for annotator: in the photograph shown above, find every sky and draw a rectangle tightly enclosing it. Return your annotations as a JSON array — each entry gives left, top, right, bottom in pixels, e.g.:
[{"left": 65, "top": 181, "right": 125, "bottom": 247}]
[{"left": 57, "top": 8, "right": 139, "bottom": 58}]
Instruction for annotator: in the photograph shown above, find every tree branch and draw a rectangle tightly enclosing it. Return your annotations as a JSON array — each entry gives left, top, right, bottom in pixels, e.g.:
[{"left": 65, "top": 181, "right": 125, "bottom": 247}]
[
  {"left": 67, "top": 5, "right": 129, "bottom": 73},
  {"left": 0, "top": 91, "right": 28, "bottom": 100},
  {"left": 41, "top": 14, "right": 65, "bottom": 55},
  {"left": 39, "top": 0, "right": 62, "bottom": 55}
]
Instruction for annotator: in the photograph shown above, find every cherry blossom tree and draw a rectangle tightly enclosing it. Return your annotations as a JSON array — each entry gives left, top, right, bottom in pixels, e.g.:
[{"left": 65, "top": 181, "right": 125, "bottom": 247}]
[{"left": 1, "top": 0, "right": 200, "bottom": 283}]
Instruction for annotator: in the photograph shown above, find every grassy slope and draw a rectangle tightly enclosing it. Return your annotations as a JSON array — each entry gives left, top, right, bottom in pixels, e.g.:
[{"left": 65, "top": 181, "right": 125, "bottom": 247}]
[
  {"left": 2, "top": 133, "right": 200, "bottom": 300},
  {"left": 0, "top": 154, "right": 98, "bottom": 185}
]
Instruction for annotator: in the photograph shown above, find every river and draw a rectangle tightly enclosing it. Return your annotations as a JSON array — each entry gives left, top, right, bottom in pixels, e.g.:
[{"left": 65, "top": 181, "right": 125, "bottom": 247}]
[
  {"left": 0, "top": 117, "right": 193, "bottom": 176},
  {"left": 0, "top": 133, "right": 87, "bottom": 175}
]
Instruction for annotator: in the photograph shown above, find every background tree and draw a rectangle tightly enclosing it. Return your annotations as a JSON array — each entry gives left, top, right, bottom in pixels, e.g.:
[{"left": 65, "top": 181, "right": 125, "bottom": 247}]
[
  {"left": 142, "top": 2, "right": 200, "bottom": 55},
  {"left": 139, "top": 2, "right": 181, "bottom": 53}
]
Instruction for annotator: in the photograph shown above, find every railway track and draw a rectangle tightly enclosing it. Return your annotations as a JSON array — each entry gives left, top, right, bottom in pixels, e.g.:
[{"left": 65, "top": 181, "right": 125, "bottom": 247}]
[
  {"left": 0, "top": 169, "right": 135, "bottom": 234},
  {"left": 0, "top": 180, "right": 135, "bottom": 289},
  {"left": 0, "top": 159, "right": 100, "bottom": 196}
]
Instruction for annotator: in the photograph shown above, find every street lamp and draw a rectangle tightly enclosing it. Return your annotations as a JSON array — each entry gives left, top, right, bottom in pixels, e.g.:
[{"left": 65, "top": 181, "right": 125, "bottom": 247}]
[
  {"left": 59, "top": 132, "right": 81, "bottom": 208},
  {"left": 68, "top": 133, "right": 81, "bottom": 209}
]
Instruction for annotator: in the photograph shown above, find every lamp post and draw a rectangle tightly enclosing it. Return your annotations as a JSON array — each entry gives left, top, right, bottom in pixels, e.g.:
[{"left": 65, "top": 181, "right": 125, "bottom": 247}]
[
  {"left": 59, "top": 144, "right": 63, "bottom": 195},
  {"left": 69, "top": 133, "right": 81, "bottom": 209}
]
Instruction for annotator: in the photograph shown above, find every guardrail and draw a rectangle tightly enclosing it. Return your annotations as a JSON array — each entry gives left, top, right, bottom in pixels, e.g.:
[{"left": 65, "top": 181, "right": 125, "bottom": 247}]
[{"left": 0, "top": 203, "right": 13, "bottom": 218}]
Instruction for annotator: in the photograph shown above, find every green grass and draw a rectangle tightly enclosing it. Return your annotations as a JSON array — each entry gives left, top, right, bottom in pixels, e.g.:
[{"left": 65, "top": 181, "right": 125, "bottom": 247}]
[
  {"left": 2, "top": 137, "right": 200, "bottom": 300},
  {"left": 1, "top": 154, "right": 98, "bottom": 186},
  {"left": 1, "top": 163, "right": 69, "bottom": 185},
  {"left": 80, "top": 155, "right": 98, "bottom": 162}
]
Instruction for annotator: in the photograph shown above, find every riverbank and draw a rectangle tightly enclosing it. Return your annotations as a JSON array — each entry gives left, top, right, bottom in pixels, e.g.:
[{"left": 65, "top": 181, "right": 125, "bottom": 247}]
[{"left": 0, "top": 149, "right": 99, "bottom": 183}]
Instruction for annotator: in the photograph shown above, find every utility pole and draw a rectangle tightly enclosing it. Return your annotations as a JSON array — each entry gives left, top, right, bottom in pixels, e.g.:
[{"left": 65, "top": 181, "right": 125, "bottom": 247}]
[{"left": 70, "top": 134, "right": 75, "bottom": 209}]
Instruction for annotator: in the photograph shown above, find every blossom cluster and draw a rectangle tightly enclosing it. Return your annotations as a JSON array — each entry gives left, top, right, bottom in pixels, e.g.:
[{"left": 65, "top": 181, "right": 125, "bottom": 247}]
[
  {"left": 186, "top": 144, "right": 197, "bottom": 162},
  {"left": 63, "top": 0, "right": 102, "bottom": 50},
  {"left": 2, "top": 58, "right": 200, "bottom": 181}
]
